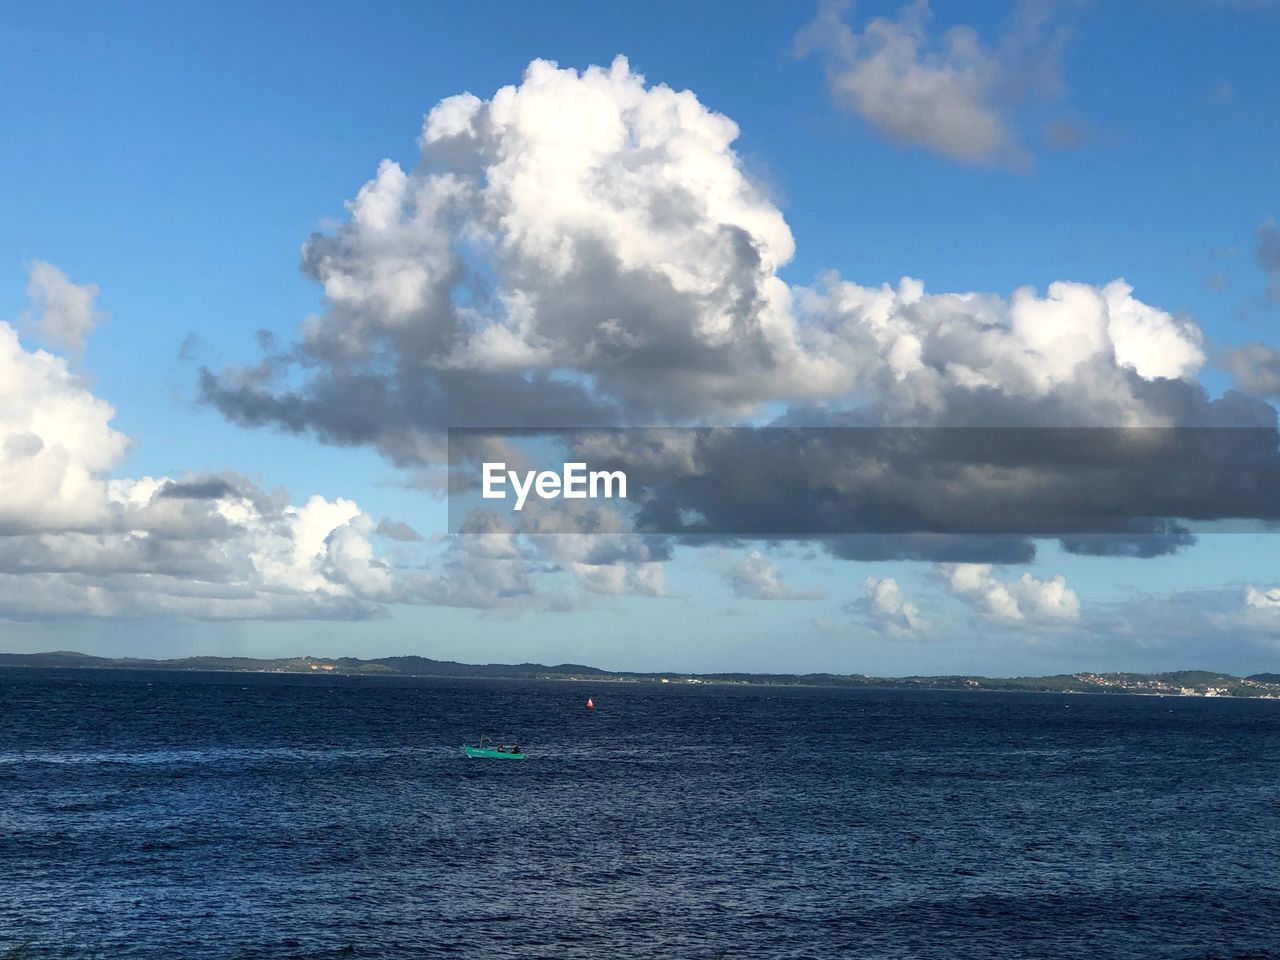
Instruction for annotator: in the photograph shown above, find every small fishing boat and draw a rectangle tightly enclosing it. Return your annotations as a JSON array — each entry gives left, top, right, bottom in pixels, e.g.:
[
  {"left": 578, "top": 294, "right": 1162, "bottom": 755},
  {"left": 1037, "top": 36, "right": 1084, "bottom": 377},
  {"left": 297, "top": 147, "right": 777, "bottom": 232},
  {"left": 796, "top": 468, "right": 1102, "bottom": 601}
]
[{"left": 463, "top": 734, "right": 525, "bottom": 760}]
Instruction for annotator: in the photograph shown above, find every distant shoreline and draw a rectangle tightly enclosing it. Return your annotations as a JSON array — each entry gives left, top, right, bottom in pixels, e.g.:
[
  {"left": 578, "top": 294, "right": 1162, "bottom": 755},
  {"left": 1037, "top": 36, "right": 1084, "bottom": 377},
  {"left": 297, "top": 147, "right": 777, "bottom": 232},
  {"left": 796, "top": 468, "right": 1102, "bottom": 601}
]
[{"left": 2, "top": 651, "right": 1279, "bottom": 700}]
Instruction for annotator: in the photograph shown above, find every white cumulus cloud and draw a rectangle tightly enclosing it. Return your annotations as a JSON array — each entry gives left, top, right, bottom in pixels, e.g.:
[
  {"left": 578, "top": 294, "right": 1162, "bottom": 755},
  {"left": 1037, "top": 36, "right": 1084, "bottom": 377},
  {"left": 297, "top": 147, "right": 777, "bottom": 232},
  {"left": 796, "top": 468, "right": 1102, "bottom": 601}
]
[
  {"left": 798, "top": 275, "right": 1205, "bottom": 425},
  {"left": 204, "top": 54, "right": 1216, "bottom": 462},
  {"left": 861, "top": 575, "right": 930, "bottom": 638},
  {"left": 936, "top": 563, "right": 1080, "bottom": 623},
  {"left": 0, "top": 265, "right": 414, "bottom": 621},
  {"left": 727, "top": 550, "right": 822, "bottom": 600}
]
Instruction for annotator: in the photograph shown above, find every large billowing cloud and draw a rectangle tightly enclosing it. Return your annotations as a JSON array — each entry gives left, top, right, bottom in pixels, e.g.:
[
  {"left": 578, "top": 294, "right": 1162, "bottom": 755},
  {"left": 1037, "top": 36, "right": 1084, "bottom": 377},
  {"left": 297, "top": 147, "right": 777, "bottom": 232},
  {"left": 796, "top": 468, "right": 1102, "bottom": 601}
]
[
  {"left": 201, "top": 56, "right": 827, "bottom": 465},
  {"left": 208, "top": 53, "right": 1234, "bottom": 443},
  {"left": 197, "top": 56, "right": 1277, "bottom": 577},
  {"left": 202, "top": 55, "right": 1222, "bottom": 460},
  {"left": 0, "top": 315, "right": 129, "bottom": 534}
]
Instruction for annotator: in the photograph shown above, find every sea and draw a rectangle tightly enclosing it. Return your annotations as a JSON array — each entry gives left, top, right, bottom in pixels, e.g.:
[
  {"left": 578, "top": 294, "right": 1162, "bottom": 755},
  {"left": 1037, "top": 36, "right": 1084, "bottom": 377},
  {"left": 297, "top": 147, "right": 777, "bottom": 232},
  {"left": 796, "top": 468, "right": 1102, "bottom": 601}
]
[{"left": 1, "top": 668, "right": 1278, "bottom": 960}]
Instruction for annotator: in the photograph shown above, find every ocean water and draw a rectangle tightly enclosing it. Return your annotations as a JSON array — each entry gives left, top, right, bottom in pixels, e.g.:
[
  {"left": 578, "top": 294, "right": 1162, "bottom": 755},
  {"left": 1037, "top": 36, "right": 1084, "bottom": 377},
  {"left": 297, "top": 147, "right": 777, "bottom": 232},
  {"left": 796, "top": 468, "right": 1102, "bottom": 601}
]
[{"left": 1, "top": 669, "right": 1278, "bottom": 959}]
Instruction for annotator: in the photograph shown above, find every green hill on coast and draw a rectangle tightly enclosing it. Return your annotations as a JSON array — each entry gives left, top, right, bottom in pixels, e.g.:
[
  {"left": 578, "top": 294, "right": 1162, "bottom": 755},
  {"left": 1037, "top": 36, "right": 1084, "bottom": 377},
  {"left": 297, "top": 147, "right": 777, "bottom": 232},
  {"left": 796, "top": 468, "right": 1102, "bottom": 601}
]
[{"left": 2, "top": 651, "right": 1279, "bottom": 699}]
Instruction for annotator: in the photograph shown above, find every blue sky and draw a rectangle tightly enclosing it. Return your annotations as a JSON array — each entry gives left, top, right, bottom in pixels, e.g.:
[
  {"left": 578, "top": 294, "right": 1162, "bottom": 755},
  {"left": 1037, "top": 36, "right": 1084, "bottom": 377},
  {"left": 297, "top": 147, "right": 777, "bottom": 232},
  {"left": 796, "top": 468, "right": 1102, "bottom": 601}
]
[{"left": 2, "top": 0, "right": 1280, "bottom": 674}]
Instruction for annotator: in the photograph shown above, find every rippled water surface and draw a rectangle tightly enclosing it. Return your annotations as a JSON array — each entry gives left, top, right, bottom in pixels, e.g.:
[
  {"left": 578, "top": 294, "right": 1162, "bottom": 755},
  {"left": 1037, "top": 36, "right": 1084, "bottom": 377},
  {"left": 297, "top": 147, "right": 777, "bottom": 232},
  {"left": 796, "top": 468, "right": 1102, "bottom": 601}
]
[{"left": 2, "top": 668, "right": 1278, "bottom": 959}]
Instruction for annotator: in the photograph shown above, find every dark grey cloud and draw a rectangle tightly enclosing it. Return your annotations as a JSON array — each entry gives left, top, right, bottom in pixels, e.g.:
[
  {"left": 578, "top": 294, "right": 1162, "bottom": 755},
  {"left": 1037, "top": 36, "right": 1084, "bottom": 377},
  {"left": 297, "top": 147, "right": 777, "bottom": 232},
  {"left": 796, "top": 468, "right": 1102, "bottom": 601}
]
[
  {"left": 158, "top": 478, "right": 240, "bottom": 500},
  {"left": 1057, "top": 527, "right": 1196, "bottom": 558},
  {"left": 0, "top": 532, "right": 229, "bottom": 579},
  {"left": 199, "top": 367, "right": 619, "bottom": 467},
  {"left": 452, "top": 416, "right": 1280, "bottom": 562},
  {"left": 822, "top": 535, "right": 1039, "bottom": 564},
  {"left": 645, "top": 428, "right": 1276, "bottom": 544}
]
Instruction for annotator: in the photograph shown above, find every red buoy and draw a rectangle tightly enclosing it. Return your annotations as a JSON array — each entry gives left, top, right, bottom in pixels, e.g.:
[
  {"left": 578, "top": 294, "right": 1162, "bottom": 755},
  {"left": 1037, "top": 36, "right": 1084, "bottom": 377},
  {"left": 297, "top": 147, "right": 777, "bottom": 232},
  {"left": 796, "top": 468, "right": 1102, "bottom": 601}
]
[{"left": 586, "top": 697, "right": 595, "bottom": 709}]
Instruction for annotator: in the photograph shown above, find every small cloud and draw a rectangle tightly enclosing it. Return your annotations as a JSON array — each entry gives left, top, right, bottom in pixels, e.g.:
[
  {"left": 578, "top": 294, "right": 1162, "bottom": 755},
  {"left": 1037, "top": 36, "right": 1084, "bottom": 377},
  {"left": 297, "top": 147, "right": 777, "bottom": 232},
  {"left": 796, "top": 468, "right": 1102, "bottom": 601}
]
[
  {"left": 571, "top": 561, "right": 665, "bottom": 597},
  {"left": 375, "top": 518, "right": 425, "bottom": 542},
  {"left": 860, "top": 576, "right": 930, "bottom": 638},
  {"left": 798, "top": 0, "right": 1077, "bottom": 169},
  {"left": 812, "top": 617, "right": 853, "bottom": 638},
  {"left": 178, "top": 332, "right": 202, "bottom": 362},
  {"left": 1256, "top": 217, "right": 1280, "bottom": 302},
  {"left": 24, "top": 261, "right": 105, "bottom": 352},
  {"left": 1203, "top": 272, "right": 1228, "bottom": 291},
  {"left": 1042, "top": 116, "right": 1112, "bottom": 152},
  {"left": 1217, "top": 341, "right": 1280, "bottom": 396},
  {"left": 727, "top": 549, "right": 823, "bottom": 600},
  {"left": 1200, "top": 81, "right": 1234, "bottom": 106},
  {"left": 1245, "top": 585, "right": 1280, "bottom": 610},
  {"left": 935, "top": 563, "right": 1079, "bottom": 624}
]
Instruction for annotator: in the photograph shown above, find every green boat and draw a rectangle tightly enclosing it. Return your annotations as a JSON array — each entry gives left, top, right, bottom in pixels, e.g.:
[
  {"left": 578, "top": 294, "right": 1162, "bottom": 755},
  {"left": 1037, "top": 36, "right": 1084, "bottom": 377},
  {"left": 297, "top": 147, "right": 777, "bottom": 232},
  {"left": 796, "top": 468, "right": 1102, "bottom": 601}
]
[{"left": 463, "top": 735, "right": 525, "bottom": 760}]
